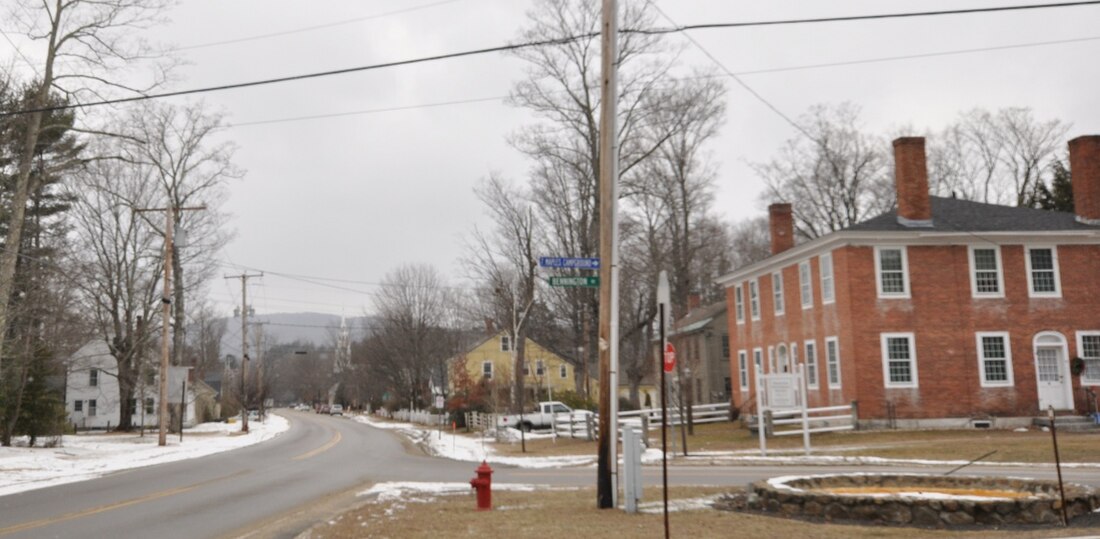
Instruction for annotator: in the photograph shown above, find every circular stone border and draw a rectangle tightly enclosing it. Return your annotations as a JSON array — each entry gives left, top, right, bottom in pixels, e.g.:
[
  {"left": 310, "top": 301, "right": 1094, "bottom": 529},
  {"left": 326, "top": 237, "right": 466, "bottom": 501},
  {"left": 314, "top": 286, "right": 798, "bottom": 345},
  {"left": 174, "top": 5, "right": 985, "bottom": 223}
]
[{"left": 747, "top": 473, "right": 1100, "bottom": 527}]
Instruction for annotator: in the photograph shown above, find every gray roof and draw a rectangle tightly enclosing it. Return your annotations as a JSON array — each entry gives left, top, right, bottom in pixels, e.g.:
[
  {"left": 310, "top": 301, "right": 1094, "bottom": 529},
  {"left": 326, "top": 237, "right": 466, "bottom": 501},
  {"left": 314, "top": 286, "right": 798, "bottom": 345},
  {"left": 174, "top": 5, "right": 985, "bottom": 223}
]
[{"left": 846, "top": 196, "right": 1097, "bottom": 233}]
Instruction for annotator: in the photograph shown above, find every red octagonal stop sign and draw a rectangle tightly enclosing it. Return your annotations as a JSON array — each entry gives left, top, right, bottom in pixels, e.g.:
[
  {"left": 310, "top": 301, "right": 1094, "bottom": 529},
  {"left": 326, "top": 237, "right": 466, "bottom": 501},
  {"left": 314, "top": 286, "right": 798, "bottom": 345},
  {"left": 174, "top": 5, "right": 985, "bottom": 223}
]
[{"left": 663, "top": 342, "right": 676, "bottom": 373}]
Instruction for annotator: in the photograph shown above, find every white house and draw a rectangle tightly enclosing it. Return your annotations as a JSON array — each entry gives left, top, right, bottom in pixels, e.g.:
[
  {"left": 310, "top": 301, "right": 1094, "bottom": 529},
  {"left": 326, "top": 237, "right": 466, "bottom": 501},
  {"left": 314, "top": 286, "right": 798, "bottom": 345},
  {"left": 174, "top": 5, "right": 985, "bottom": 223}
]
[{"left": 66, "top": 340, "right": 200, "bottom": 430}]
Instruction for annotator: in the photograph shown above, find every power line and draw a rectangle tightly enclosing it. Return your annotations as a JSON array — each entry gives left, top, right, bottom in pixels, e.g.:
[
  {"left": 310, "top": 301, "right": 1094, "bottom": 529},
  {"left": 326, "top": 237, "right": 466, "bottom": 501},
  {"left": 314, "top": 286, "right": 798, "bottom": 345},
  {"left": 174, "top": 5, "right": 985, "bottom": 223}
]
[
  {"left": 219, "top": 34, "right": 1100, "bottom": 129},
  {"left": 3, "top": 0, "right": 1097, "bottom": 118},
  {"left": 175, "top": 0, "right": 465, "bottom": 51}
]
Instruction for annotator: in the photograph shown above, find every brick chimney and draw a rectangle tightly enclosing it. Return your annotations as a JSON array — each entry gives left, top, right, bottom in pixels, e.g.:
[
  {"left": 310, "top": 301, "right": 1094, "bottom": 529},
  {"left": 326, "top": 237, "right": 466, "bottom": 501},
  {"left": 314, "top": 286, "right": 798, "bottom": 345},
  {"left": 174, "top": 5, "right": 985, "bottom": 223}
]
[
  {"left": 1069, "top": 135, "right": 1100, "bottom": 225},
  {"left": 687, "top": 293, "right": 701, "bottom": 312},
  {"left": 893, "top": 137, "right": 933, "bottom": 227},
  {"left": 768, "top": 203, "right": 794, "bottom": 255}
]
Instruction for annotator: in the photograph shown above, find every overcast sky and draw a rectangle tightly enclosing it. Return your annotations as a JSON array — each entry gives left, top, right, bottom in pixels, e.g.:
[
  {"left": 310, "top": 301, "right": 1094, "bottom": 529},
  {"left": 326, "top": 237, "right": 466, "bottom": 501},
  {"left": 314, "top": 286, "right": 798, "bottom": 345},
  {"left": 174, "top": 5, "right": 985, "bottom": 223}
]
[{"left": 5, "top": 0, "right": 1100, "bottom": 319}]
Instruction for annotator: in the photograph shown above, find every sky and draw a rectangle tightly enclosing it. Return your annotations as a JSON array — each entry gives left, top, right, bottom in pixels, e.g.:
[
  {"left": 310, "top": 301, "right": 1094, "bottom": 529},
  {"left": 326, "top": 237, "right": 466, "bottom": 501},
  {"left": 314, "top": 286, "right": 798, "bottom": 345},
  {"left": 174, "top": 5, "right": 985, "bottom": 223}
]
[{"left": 4, "top": 0, "right": 1100, "bottom": 320}]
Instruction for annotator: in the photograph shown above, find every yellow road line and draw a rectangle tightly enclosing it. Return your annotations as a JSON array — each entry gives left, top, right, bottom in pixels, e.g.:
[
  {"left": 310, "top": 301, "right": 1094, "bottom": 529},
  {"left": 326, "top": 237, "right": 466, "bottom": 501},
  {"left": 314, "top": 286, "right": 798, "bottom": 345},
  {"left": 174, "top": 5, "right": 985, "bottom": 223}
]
[
  {"left": 0, "top": 471, "right": 247, "bottom": 536},
  {"left": 292, "top": 429, "right": 342, "bottom": 460}
]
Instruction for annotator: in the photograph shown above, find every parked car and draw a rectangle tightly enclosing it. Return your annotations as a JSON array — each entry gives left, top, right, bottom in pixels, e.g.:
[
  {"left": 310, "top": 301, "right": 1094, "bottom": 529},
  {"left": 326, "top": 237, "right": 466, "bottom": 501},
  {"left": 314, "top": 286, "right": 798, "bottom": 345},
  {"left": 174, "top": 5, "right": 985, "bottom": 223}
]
[
  {"left": 329, "top": 404, "right": 344, "bottom": 416},
  {"left": 497, "top": 401, "right": 591, "bottom": 431}
]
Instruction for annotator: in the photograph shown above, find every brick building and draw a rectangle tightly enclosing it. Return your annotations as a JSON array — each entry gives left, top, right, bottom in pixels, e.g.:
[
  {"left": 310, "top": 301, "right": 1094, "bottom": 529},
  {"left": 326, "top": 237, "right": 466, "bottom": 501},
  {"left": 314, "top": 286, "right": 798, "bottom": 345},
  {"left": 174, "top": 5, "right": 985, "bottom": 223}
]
[{"left": 719, "top": 136, "right": 1100, "bottom": 427}]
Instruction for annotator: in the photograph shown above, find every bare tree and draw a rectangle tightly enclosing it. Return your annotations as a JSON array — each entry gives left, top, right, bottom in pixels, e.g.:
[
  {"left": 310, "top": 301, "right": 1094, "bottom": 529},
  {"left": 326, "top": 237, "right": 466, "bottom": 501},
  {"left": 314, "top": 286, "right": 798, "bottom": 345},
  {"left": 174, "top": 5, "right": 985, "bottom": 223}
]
[
  {"left": 928, "top": 107, "right": 1069, "bottom": 206},
  {"left": 68, "top": 147, "right": 162, "bottom": 431},
  {"left": 463, "top": 175, "right": 541, "bottom": 411},
  {"left": 368, "top": 265, "right": 456, "bottom": 409},
  {"left": 755, "top": 103, "right": 894, "bottom": 240},
  {"left": 0, "top": 0, "right": 174, "bottom": 364},
  {"left": 121, "top": 101, "right": 241, "bottom": 367},
  {"left": 727, "top": 216, "right": 771, "bottom": 270}
]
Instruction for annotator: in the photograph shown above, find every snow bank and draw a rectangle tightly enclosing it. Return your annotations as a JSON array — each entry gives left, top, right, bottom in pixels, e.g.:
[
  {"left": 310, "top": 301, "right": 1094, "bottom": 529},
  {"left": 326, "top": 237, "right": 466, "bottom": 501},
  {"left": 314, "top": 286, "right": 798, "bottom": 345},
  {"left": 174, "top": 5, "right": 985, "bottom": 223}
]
[{"left": 0, "top": 414, "right": 289, "bottom": 497}]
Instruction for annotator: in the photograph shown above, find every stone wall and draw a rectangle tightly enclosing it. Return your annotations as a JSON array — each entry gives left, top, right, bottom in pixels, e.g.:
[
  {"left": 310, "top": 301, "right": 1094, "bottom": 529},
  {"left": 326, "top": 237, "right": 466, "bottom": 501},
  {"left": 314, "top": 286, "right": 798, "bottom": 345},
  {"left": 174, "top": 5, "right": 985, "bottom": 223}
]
[{"left": 742, "top": 473, "right": 1100, "bottom": 527}]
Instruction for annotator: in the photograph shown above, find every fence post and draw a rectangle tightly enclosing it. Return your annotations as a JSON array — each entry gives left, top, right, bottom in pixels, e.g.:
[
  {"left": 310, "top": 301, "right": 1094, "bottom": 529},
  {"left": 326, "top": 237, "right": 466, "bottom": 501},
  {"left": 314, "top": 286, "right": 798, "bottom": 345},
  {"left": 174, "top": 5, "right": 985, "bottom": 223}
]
[
  {"left": 570, "top": 412, "right": 576, "bottom": 439},
  {"left": 850, "top": 400, "right": 859, "bottom": 431},
  {"left": 641, "top": 415, "right": 650, "bottom": 448},
  {"left": 585, "top": 413, "right": 595, "bottom": 441},
  {"left": 764, "top": 409, "right": 774, "bottom": 438}
]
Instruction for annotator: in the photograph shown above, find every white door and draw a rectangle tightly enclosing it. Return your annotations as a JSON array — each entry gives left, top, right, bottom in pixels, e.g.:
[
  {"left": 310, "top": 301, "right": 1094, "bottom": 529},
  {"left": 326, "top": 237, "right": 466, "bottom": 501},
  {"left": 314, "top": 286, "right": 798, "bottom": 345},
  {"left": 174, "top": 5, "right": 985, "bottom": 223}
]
[
  {"left": 777, "top": 345, "right": 790, "bottom": 373},
  {"left": 1035, "top": 346, "right": 1072, "bottom": 410}
]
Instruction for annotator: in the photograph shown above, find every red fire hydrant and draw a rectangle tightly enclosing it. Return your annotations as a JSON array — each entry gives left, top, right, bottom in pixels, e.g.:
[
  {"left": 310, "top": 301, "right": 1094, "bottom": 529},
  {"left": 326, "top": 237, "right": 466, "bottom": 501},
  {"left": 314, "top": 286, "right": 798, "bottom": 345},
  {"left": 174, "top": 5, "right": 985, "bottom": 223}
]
[{"left": 470, "top": 461, "right": 493, "bottom": 511}]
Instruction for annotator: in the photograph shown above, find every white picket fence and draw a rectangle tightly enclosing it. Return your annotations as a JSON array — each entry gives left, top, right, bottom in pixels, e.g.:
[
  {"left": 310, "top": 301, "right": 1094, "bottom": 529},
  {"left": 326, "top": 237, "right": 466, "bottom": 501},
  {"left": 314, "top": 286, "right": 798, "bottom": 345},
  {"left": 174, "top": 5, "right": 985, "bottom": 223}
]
[{"left": 380, "top": 408, "right": 447, "bottom": 426}]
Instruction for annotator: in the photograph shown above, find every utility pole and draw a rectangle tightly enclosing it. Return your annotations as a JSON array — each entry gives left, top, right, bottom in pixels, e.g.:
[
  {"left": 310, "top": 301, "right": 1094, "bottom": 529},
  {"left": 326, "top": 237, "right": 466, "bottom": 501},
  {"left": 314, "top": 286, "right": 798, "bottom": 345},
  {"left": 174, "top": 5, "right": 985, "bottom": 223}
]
[
  {"left": 596, "top": 0, "right": 620, "bottom": 510},
  {"left": 136, "top": 205, "right": 205, "bottom": 447},
  {"left": 225, "top": 272, "right": 262, "bottom": 432}
]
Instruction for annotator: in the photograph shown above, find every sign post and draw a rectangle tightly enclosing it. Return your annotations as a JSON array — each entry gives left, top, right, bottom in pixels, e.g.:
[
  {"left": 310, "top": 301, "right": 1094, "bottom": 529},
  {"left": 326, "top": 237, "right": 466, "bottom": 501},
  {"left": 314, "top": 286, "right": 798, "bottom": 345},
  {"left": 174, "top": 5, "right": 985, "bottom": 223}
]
[{"left": 656, "top": 270, "right": 670, "bottom": 537}]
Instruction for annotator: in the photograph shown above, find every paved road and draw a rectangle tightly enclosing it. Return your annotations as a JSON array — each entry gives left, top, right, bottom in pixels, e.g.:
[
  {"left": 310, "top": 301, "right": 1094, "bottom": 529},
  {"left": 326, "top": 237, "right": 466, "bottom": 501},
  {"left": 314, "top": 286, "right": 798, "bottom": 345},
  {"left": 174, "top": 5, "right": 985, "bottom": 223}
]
[
  {"left": 0, "top": 411, "right": 475, "bottom": 539},
  {"left": 2, "top": 411, "right": 1098, "bottom": 539}
]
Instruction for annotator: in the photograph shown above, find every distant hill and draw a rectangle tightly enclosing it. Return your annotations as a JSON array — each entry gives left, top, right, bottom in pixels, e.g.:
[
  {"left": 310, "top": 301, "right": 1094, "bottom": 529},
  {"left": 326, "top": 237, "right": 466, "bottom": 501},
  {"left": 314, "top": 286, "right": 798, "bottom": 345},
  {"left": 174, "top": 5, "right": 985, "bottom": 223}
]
[{"left": 219, "top": 312, "right": 375, "bottom": 358}]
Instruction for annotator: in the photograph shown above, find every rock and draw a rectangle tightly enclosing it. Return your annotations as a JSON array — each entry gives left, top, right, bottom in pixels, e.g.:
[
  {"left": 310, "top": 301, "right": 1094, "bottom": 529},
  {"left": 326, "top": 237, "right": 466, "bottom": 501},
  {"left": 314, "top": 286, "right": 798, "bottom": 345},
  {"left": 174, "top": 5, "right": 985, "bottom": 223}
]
[
  {"left": 881, "top": 503, "right": 913, "bottom": 524},
  {"left": 803, "top": 501, "right": 824, "bottom": 517},
  {"left": 911, "top": 506, "right": 941, "bottom": 528},
  {"left": 940, "top": 510, "right": 975, "bottom": 526},
  {"left": 823, "top": 503, "right": 849, "bottom": 521}
]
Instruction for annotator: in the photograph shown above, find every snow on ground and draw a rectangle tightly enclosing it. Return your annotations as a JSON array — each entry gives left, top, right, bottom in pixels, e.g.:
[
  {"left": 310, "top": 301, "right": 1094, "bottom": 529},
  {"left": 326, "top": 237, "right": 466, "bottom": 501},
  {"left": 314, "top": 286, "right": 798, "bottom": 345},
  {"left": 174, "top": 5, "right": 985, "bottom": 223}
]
[
  {"left": 354, "top": 413, "right": 1100, "bottom": 472},
  {"left": 352, "top": 415, "right": 596, "bottom": 468},
  {"left": 638, "top": 494, "right": 723, "bottom": 514},
  {"left": 0, "top": 414, "right": 289, "bottom": 497},
  {"left": 358, "top": 481, "right": 545, "bottom": 501}
]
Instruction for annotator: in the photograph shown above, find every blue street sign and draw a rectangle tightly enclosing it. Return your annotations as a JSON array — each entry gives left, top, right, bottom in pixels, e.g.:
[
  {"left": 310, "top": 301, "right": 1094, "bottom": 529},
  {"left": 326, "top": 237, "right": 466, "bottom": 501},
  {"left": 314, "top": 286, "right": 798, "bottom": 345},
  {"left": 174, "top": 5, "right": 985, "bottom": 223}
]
[{"left": 539, "top": 257, "right": 600, "bottom": 269}]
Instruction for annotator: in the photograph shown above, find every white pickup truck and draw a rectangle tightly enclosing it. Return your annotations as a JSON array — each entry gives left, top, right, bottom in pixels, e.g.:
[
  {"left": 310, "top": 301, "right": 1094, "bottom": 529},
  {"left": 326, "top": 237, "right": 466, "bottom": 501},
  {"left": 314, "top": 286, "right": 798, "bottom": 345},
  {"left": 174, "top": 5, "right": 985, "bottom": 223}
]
[{"left": 497, "top": 401, "right": 593, "bottom": 432}]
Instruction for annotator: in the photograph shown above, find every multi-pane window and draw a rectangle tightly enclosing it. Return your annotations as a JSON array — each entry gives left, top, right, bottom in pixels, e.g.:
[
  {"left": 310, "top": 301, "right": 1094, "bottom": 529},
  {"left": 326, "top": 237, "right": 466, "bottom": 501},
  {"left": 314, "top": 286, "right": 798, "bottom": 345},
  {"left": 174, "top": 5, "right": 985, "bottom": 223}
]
[
  {"left": 500, "top": 335, "right": 511, "bottom": 352},
  {"left": 882, "top": 333, "right": 917, "bottom": 387},
  {"left": 825, "top": 337, "right": 841, "bottom": 388},
  {"left": 89, "top": 368, "right": 98, "bottom": 387},
  {"left": 804, "top": 340, "right": 819, "bottom": 389},
  {"left": 772, "top": 271, "right": 784, "bottom": 315},
  {"left": 799, "top": 261, "right": 813, "bottom": 309},
  {"left": 1027, "top": 247, "right": 1060, "bottom": 297},
  {"left": 560, "top": 364, "right": 568, "bottom": 379},
  {"left": 74, "top": 400, "right": 83, "bottom": 412},
  {"left": 722, "top": 336, "right": 730, "bottom": 359},
  {"left": 977, "top": 332, "right": 1013, "bottom": 386},
  {"left": 1079, "top": 332, "right": 1100, "bottom": 384},
  {"left": 876, "top": 247, "right": 908, "bottom": 297},
  {"left": 820, "top": 253, "right": 835, "bottom": 303},
  {"left": 753, "top": 348, "right": 763, "bottom": 380},
  {"left": 970, "top": 247, "right": 1003, "bottom": 297},
  {"left": 88, "top": 399, "right": 97, "bottom": 416},
  {"left": 482, "top": 361, "right": 493, "bottom": 378},
  {"left": 536, "top": 360, "right": 545, "bottom": 376},
  {"left": 734, "top": 285, "right": 745, "bottom": 324},
  {"left": 738, "top": 350, "right": 749, "bottom": 391},
  {"left": 749, "top": 280, "right": 760, "bottom": 320},
  {"left": 145, "top": 397, "right": 155, "bottom": 415}
]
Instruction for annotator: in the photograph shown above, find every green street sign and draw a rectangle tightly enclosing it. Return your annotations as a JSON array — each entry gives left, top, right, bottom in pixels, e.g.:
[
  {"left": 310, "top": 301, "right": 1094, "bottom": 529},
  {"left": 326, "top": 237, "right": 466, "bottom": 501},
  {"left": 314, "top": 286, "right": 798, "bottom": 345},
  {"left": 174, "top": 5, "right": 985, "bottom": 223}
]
[{"left": 549, "top": 276, "right": 600, "bottom": 287}]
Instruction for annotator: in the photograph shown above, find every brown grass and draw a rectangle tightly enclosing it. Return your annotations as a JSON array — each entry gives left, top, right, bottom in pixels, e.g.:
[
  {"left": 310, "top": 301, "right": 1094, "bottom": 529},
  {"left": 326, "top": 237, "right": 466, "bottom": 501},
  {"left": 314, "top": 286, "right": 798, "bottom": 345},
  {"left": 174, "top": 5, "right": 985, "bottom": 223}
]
[
  {"left": 460, "top": 422, "right": 1100, "bottom": 464},
  {"left": 308, "top": 486, "right": 1093, "bottom": 539}
]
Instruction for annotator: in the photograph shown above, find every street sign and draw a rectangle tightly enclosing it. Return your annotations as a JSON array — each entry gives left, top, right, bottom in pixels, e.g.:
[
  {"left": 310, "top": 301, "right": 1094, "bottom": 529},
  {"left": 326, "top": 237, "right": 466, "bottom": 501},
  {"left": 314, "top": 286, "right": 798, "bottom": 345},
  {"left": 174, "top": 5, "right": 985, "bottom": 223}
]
[
  {"left": 548, "top": 276, "right": 600, "bottom": 287},
  {"left": 663, "top": 342, "right": 676, "bottom": 373},
  {"left": 539, "top": 257, "right": 600, "bottom": 269},
  {"left": 435, "top": 395, "right": 445, "bottom": 409}
]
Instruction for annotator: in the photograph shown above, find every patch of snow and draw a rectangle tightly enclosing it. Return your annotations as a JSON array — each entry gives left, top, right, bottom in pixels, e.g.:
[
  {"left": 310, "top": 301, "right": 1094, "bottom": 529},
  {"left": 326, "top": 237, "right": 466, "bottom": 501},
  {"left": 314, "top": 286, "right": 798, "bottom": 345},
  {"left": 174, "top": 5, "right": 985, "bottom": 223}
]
[
  {"left": 0, "top": 414, "right": 289, "bottom": 497},
  {"left": 1013, "top": 427, "right": 1029, "bottom": 432},
  {"left": 764, "top": 473, "right": 1045, "bottom": 502},
  {"left": 357, "top": 481, "right": 544, "bottom": 501},
  {"left": 637, "top": 495, "right": 722, "bottom": 514}
]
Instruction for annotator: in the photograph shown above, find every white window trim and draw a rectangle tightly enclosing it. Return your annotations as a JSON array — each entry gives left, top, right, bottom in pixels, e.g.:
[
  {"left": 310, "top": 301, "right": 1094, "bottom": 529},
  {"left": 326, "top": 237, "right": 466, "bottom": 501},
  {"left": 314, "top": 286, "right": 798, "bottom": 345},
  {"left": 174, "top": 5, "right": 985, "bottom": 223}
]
[
  {"left": 752, "top": 348, "right": 763, "bottom": 381},
  {"left": 767, "top": 345, "right": 775, "bottom": 374},
  {"left": 734, "top": 284, "right": 745, "bottom": 324},
  {"left": 804, "top": 339, "right": 819, "bottom": 389},
  {"left": 738, "top": 350, "right": 749, "bottom": 391},
  {"left": 772, "top": 271, "right": 785, "bottom": 316},
  {"left": 820, "top": 253, "right": 835, "bottom": 305},
  {"left": 560, "top": 364, "right": 568, "bottom": 379},
  {"left": 976, "top": 331, "right": 1015, "bottom": 387},
  {"left": 968, "top": 245, "right": 1005, "bottom": 299},
  {"left": 825, "top": 336, "right": 841, "bottom": 389},
  {"left": 881, "top": 332, "right": 919, "bottom": 389},
  {"left": 500, "top": 335, "right": 511, "bottom": 351},
  {"left": 482, "top": 361, "right": 493, "bottom": 379},
  {"left": 1025, "top": 245, "right": 1061, "bottom": 298},
  {"left": 799, "top": 261, "right": 813, "bottom": 309},
  {"left": 874, "top": 246, "right": 910, "bottom": 299},
  {"left": 749, "top": 279, "right": 760, "bottom": 321},
  {"left": 1077, "top": 331, "right": 1100, "bottom": 386}
]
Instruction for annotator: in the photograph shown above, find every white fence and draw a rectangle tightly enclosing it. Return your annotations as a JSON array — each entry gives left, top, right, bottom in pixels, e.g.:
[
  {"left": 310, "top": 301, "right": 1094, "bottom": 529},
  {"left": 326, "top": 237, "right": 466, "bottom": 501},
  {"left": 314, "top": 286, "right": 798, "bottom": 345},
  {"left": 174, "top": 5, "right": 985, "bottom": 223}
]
[
  {"left": 754, "top": 364, "right": 856, "bottom": 456},
  {"left": 380, "top": 408, "right": 447, "bottom": 426}
]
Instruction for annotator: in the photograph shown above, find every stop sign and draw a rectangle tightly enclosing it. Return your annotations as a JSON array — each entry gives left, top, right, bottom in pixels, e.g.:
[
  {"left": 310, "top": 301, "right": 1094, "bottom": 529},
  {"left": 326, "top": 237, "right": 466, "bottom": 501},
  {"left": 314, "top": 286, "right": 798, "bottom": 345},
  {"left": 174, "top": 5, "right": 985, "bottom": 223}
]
[{"left": 663, "top": 342, "right": 676, "bottom": 373}]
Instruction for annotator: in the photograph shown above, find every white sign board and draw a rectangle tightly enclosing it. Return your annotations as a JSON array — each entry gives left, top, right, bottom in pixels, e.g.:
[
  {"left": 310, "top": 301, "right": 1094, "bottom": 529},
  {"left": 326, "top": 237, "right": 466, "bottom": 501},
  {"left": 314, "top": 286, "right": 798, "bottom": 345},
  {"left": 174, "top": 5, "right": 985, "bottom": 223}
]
[
  {"left": 435, "top": 395, "right": 445, "bottom": 409},
  {"left": 766, "top": 376, "right": 797, "bottom": 409}
]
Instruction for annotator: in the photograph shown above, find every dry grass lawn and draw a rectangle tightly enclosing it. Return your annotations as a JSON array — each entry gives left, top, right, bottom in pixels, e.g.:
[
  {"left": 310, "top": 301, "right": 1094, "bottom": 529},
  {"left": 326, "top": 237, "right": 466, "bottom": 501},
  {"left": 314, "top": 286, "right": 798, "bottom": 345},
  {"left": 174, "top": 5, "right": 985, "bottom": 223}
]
[
  {"left": 308, "top": 486, "right": 1097, "bottom": 539},
  {"left": 484, "top": 422, "right": 1100, "bottom": 464}
]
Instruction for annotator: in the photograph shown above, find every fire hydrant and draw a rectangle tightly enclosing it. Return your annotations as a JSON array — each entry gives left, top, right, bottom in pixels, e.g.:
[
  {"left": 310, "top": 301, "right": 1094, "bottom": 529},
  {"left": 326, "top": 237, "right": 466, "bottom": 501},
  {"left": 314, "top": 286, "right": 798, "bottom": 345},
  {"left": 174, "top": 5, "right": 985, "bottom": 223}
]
[{"left": 470, "top": 461, "right": 493, "bottom": 511}]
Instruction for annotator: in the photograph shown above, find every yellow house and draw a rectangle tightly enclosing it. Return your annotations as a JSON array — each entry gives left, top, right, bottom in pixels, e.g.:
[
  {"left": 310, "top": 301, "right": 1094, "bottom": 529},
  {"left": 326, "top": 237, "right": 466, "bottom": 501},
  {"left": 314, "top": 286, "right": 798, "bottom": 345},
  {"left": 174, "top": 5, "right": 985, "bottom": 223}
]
[{"left": 451, "top": 331, "right": 579, "bottom": 399}]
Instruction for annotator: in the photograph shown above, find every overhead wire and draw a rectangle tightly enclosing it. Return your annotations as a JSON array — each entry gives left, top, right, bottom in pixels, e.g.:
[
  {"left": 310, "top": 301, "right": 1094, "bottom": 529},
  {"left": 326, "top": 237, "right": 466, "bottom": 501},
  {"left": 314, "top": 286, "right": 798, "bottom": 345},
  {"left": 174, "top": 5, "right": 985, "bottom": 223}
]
[{"left": 3, "top": 0, "right": 1098, "bottom": 119}]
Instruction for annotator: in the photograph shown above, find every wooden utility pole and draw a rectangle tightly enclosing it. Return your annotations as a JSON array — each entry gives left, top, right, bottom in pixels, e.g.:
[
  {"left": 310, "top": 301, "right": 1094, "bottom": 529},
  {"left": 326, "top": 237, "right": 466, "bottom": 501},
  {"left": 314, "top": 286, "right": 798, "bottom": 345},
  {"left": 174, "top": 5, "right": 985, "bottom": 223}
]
[
  {"left": 225, "top": 272, "right": 262, "bottom": 432},
  {"left": 136, "top": 205, "right": 205, "bottom": 447},
  {"left": 596, "top": 0, "right": 620, "bottom": 510}
]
